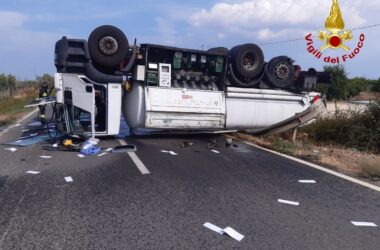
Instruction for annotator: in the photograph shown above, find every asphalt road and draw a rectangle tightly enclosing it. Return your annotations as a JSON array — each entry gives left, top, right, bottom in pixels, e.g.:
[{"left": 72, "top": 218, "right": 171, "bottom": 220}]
[{"left": 0, "top": 113, "right": 379, "bottom": 249}]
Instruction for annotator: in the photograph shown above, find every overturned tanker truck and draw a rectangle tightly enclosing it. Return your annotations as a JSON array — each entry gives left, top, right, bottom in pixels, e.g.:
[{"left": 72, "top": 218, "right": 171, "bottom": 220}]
[{"left": 53, "top": 25, "right": 329, "bottom": 137}]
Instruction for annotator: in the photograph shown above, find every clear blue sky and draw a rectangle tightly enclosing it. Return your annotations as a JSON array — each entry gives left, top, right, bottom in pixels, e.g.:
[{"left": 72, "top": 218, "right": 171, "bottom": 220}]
[{"left": 1, "top": 0, "right": 379, "bottom": 79}]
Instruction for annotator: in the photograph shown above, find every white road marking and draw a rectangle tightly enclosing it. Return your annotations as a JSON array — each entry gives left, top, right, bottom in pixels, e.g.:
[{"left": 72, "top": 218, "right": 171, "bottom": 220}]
[
  {"left": 278, "top": 199, "right": 300, "bottom": 206},
  {"left": 64, "top": 176, "right": 74, "bottom": 183},
  {"left": 0, "top": 109, "right": 38, "bottom": 137},
  {"left": 230, "top": 136, "right": 380, "bottom": 193},
  {"left": 211, "top": 149, "right": 220, "bottom": 154},
  {"left": 119, "top": 139, "right": 150, "bottom": 175},
  {"left": 298, "top": 180, "right": 317, "bottom": 184},
  {"left": 203, "top": 222, "right": 224, "bottom": 235},
  {"left": 4, "top": 148, "right": 17, "bottom": 152},
  {"left": 26, "top": 171, "right": 40, "bottom": 175},
  {"left": 351, "top": 221, "right": 377, "bottom": 227}
]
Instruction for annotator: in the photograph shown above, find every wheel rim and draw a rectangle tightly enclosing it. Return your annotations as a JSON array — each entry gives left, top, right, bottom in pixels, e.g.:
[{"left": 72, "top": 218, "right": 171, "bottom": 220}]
[
  {"left": 274, "top": 63, "right": 290, "bottom": 80},
  {"left": 242, "top": 52, "right": 256, "bottom": 71},
  {"left": 98, "top": 36, "right": 119, "bottom": 56}
]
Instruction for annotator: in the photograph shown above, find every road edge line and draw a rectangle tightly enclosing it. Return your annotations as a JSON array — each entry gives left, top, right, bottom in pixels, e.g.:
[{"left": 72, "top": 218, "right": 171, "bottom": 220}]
[
  {"left": 229, "top": 135, "right": 380, "bottom": 193},
  {"left": 118, "top": 139, "right": 150, "bottom": 175},
  {"left": 0, "top": 109, "right": 39, "bottom": 137}
]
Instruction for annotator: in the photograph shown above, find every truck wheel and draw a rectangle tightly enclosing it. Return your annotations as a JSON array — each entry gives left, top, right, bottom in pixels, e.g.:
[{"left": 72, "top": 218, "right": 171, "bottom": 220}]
[
  {"left": 207, "top": 47, "right": 229, "bottom": 56},
  {"left": 88, "top": 25, "right": 129, "bottom": 68},
  {"left": 230, "top": 44, "right": 264, "bottom": 79},
  {"left": 265, "top": 56, "right": 295, "bottom": 89}
]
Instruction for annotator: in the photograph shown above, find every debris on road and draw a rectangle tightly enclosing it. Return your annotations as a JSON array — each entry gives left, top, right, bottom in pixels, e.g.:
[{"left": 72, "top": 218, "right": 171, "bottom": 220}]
[
  {"left": 298, "top": 180, "right": 317, "bottom": 184},
  {"left": 223, "top": 227, "right": 245, "bottom": 242},
  {"left": 4, "top": 147, "right": 17, "bottom": 152},
  {"left": 203, "top": 222, "right": 224, "bottom": 235},
  {"left": 64, "top": 176, "right": 74, "bottom": 183},
  {"left": 98, "top": 152, "right": 107, "bottom": 157},
  {"left": 40, "top": 156, "right": 52, "bottom": 159},
  {"left": 26, "top": 171, "right": 40, "bottom": 175},
  {"left": 203, "top": 222, "right": 245, "bottom": 241},
  {"left": 351, "top": 221, "right": 377, "bottom": 227},
  {"left": 80, "top": 140, "right": 101, "bottom": 155},
  {"left": 207, "top": 139, "right": 217, "bottom": 149},
  {"left": 180, "top": 141, "right": 194, "bottom": 148},
  {"left": 161, "top": 150, "right": 178, "bottom": 155},
  {"left": 277, "top": 199, "right": 300, "bottom": 206},
  {"left": 112, "top": 144, "right": 137, "bottom": 153},
  {"left": 21, "top": 129, "right": 30, "bottom": 132},
  {"left": 225, "top": 138, "right": 233, "bottom": 147},
  {"left": 211, "top": 150, "right": 220, "bottom": 154},
  {"left": 105, "top": 148, "right": 113, "bottom": 152},
  {"left": 77, "top": 154, "right": 85, "bottom": 158}
]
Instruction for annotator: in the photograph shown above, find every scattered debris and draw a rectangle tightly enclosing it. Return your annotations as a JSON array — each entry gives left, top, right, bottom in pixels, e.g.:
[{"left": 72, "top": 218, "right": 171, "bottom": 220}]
[
  {"left": 4, "top": 147, "right": 17, "bottom": 152},
  {"left": 80, "top": 140, "right": 101, "bottom": 155},
  {"left": 97, "top": 152, "right": 107, "bottom": 157},
  {"left": 105, "top": 148, "right": 113, "bottom": 152},
  {"left": 161, "top": 150, "right": 178, "bottom": 155},
  {"left": 77, "top": 154, "right": 85, "bottom": 158},
  {"left": 26, "top": 121, "right": 42, "bottom": 128},
  {"left": 351, "top": 221, "right": 377, "bottom": 227},
  {"left": 52, "top": 143, "right": 59, "bottom": 148},
  {"left": 203, "top": 222, "right": 224, "bottom": 235},
  {"left": 298, "top": 180, "right": 317, "bottom": 184},
  {"left": 5, "top": 133, "right": 55, "bottom": 147},
  {"left": 26, "top": 171, "right": 40, "bottom": 175},
  {"left": 233, "top": 144, "right": 239, "bottom": 148},
  {"left": 15, "top": 124, "right": 22, "bottom": 127},
  {"left": 203, "top": 222, "right": 245, "bottom": 241},
  {"left": 211, "top": 150, "right": 220, "bottom": 154},
  {"left": 225, "top": 138, "right": 233, "bottom": 147},
  {"left": 223, "top": 227, "right": 245, "bottom": 242},
  {"left": 207, "top": 139, "right": 217, "bottom": 149},
  {"left": 180, "top": 141, "right": 194, "bottom": 148},
  {"left": 64, "top": 176, "right": 74, "bottom": 183},
  {"left": 40, "top": 156, "right": 52, "bottom": 159},
  {"left": 112, "top": 144, "right": 137, "bottom": 153},
  {"left": 277, "top": 199, "right": 300, "bottom": 206},
  {"left": 21, "top": 129, "right": 30, "bottom": 132}
]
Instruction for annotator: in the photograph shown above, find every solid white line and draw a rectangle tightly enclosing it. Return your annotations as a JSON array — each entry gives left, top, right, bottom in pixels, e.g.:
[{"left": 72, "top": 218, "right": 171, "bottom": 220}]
[
  {"left": 278, "top": 199, "right": 300, "bottom": 206},
  {"left": 118, "top": 139, "right": 150, "bottom": 175},
  {"left": 230, "top": 136, "right": 380, "bottom": 193},
  {"left": 0, "top": 109, "right": 38, "bottom": 137},
  {"left": 351, "top": 221, "right": 377, "bottom": 227}
]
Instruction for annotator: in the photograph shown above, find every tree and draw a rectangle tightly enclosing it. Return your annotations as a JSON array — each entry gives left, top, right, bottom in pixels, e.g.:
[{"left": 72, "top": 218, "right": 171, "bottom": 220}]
[
  {"left": 323, "top": 65, "right": 348, "bottom": 100},
  {"left": 7, "top": 74, "right": 17, "bottom": 97}
]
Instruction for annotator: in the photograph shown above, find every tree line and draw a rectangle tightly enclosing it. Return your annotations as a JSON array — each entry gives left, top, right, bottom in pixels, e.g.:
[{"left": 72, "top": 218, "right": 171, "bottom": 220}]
[
  {"left": 317, "top": 65, "right": 380, "bottom": 101},
  {"left": 0, "top": 73, "right": 53, "bottom": 98}
]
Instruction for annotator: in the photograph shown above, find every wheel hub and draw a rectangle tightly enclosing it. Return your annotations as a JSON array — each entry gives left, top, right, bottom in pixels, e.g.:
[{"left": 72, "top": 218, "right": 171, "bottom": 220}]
[
  {"left": 274, "top": 63, "right": 290, "bottom": 80},
  {"left": 242, "top": 52, "right": 256, "bottom": 71},
  {"left": 99, "top": 36, "right": 118, "bottom": 56}
]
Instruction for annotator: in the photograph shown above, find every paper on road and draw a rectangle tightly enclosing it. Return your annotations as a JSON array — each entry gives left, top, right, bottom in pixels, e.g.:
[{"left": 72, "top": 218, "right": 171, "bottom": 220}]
[
  {"left": 211, "top": 150, "right": 220, "bottom": 154},
  {"left": 223, "top": 227, "right": 245, "bottom": 241},
  {"left": 203, "top": 222, "right": 224, "bottom": 235},
  {"left": 77, "top": 154, "right": 85, "bottom": 158},
  {"left": 161, "top": 150, "right": 178, "bottom": 156},
  {"left": 298, "top": 180, "right": 317, "bottom": 184},
  {"left": 278, "top": 199, "right": 300, "bottom": 206},
  {"left": 351, "top": 221, "right": 377, "bottom": 227},
  {"left": 26, "top": 171, "right": 40, "bottom": 175},
  {"left": 4, "top": 147, "right": 17, "bottom": 152},
  {"left": 65, "top": 176, "right": 74, "bottom": 183},
  {"left": 40, "top": 156, "right": 52, "bottom": 159}
]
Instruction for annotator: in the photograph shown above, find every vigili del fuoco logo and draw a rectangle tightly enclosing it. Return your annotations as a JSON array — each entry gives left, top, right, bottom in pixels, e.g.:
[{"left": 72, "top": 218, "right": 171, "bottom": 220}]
[{"left": 305, "top": 0, "right": 365, "bottom": 64}]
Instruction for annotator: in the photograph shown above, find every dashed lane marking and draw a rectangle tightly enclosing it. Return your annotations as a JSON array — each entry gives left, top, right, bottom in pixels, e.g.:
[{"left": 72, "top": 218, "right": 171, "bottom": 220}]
[{"left": 118, "top": 139, "right": 150, "bottom": 175}]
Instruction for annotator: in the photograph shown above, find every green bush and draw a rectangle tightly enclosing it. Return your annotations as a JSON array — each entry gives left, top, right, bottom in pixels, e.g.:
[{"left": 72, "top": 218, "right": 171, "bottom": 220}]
[{"left": 302, "top": 103, "right": 380, "bottom": 153}]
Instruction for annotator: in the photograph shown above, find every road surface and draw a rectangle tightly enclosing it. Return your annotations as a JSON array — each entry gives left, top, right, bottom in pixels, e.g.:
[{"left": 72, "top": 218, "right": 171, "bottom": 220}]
[{"left": 0, "top": 113, "right": 379, "bottom": 249}]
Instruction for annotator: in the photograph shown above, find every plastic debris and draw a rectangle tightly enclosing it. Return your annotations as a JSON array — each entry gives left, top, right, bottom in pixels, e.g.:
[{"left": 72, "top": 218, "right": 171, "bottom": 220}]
[
  {"left": 64, "top": 176, "right": 74, "bottom": 183},
  {"left": 278, "top": 199, "right": 300, "bottom": 206},
  {"left": 77, "top": 154, "right": 85, "bottom": 158},
  {"left": 351, "top": 221, "right": 377, "bottom": 227},
  {"left": 225, "top": 138, "right": 233, "bottom": 147},
  {"left": 4, "top": 147, "right": 17, "bottom": 152},
  {"left": 80, "top": 140, "right": 101, "bottom": 155},
  {"left": 161, "top": 150, "right": 178, "bottom": 155},
  {"left": 40, "top": 156, "right": 52, "bottom": 159},
  {"left": 211, "top": 150, "right": 220, "bottom": 154},
  {"left": 203, "top": 222, "right": 245, "bottom": 241},
  {"left": 298, "top": 180, "right": 317, "bottom": 184},
  {"left": 26, "top": 171, "right": 40, "bottom": 175}
]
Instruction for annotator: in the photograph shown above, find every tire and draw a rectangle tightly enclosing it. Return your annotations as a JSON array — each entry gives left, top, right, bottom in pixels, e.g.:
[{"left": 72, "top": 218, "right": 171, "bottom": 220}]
[
  {"left": 88, "top": 25, "right": 129, "bottom": 68},
  {"left": 207, "top": 47, "right": 229, "bottom": 56},
  {"left": 230, "top": 43, "right": 264, "bottom": 79},
  {"left": 265, "top": 56, "right": 295, "bottom": 89}
]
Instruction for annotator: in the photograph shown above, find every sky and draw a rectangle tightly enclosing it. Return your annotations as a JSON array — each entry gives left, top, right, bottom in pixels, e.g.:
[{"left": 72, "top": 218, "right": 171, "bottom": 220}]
[{"left": 1, "top": 0, "right": 380, "bottom": 80}]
